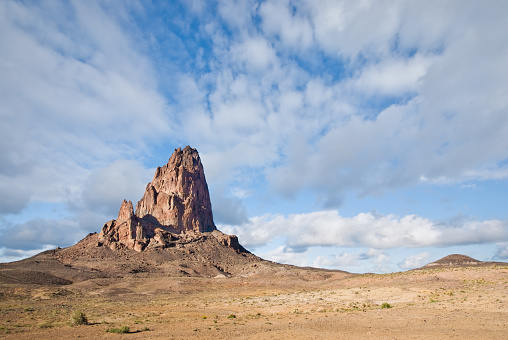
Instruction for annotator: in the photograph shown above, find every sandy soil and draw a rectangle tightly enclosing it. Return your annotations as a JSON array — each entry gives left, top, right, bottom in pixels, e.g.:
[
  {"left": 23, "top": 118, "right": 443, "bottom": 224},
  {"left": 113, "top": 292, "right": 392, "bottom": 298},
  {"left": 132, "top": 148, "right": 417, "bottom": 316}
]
[{"left": 1, "top": 265, "right": 507, "bottom": 339}]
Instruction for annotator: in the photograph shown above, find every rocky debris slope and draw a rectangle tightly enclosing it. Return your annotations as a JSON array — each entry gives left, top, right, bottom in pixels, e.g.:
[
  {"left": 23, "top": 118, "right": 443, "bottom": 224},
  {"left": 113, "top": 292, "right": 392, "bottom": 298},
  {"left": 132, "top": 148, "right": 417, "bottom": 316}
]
[{"left": 98, "top": 146, "right": 240, "bottom": 252}]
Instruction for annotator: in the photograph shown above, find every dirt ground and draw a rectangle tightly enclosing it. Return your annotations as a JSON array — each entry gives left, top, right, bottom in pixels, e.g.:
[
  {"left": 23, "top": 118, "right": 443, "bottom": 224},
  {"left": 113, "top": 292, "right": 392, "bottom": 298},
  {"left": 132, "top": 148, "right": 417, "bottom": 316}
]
[{"left": 1, "top": 265, "right": 507, "bottom": 339}]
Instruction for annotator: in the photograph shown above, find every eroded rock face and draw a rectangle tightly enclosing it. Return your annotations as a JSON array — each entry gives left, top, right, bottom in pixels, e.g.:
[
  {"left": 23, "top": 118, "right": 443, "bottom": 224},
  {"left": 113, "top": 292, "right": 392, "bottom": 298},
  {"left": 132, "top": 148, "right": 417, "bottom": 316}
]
[
  {"left": 135, "top": 145, "right": 215, "bottom": 233},
  {"left": 98, "top": 146, "right": 221, "bottom": 251}
]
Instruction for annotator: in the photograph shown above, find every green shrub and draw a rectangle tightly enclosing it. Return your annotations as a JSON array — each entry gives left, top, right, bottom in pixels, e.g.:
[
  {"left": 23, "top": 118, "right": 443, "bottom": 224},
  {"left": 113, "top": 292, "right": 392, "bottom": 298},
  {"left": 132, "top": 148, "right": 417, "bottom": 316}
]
[
  {"left": 227, "top": 314, "right": 236, "bottom": 319},
  {"left": 71, "top": 311, "right": 88, "bottom": 325},
  {"left": 381, "top": 302, "right": 392, "bottom": 309},
  {"left": 106, "top": 326, "right": 130, "bottom": 334}
]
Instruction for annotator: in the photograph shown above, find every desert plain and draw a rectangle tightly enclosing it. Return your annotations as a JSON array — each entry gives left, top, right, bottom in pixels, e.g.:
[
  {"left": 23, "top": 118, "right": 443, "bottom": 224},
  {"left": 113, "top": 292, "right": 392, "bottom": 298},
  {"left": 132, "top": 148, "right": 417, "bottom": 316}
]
[{"left": 1, "top": 261, "right": 507, "bottom": 339}]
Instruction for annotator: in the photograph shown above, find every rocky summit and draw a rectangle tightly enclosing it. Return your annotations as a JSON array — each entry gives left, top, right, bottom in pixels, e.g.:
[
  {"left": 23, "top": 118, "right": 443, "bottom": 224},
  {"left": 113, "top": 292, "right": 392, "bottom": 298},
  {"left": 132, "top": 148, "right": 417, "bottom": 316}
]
[{"left": 98, "top": 146, "right": 236, "bottom": 252}]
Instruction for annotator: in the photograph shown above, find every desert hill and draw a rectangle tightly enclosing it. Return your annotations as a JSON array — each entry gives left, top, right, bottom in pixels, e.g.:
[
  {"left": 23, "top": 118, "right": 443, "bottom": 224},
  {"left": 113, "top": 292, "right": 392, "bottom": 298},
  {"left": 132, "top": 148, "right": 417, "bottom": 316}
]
[{"left": 420, "top": 253, "right": 506, "bottom": 269}]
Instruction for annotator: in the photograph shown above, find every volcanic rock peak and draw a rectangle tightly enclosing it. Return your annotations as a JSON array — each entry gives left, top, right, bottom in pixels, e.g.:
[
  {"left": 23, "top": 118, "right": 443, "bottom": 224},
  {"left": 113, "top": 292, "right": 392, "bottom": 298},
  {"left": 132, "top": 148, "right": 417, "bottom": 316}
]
[
  {"left": 135, "top": 145, "right": 215, "bottom": 233},
  {"left": 98, "top": 146, "right": 223, "bottom": 251}
]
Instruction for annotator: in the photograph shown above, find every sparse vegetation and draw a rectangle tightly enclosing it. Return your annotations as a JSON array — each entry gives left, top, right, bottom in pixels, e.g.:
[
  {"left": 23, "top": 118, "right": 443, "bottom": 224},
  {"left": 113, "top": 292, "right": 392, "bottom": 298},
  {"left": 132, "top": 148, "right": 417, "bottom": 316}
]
[
  {"left": 106, "top": 326, "right": 130, "bottom": 333},
  {"left": 0, "top": 252, "right": 507, "bottom": 338},
  {"left": 38, "top": 321, "right": 53, "bottom": 329},
  {"left": 70, "top": 311, "right": 88, "bottom": 326}
]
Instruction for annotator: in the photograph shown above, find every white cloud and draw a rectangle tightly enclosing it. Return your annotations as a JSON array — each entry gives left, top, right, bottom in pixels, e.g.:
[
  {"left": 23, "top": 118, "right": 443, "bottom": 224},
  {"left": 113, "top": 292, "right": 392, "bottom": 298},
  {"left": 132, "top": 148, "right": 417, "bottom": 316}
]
[
  {"left": 249, "top": 0, "right": 508, "bottom": 206},
  {"left": 80, "top": 159, "right": 153, "bottom": 215},
  {"left": 217, "top": 0, "right": 258, "bottom": 31},
  {"left": 305, "top": 0, "right": 402, "bottom": 57},
  {"left": 352, "top": 54, "right": 434, "bottom": 95},
  {"left": 259, "top": 0, "right": 313, "bottom": 49},
  {"left": 260, "top": 245, "right": 311, "bottom": 267},
  {"left": 231, "top": 37, "right": 278, "bottom": 73},
  {"left": 211, "top": 193, "right": 248, "bottom": 226},
  {"left": 0, "top": 218, "right": 85, "bottom": 251},
  {"left": 312, "top": 248, "right": 390, "bottom": 271},
  {"left": 494, "top": 243, "right": 508, "bottom": 260},
  {"left": 0, "top": 1, "right": 168, "bottom": 212},
  {"left": 399, "top": 252, "right": 430, "bottom": 270},
  {"left": 0, "top": 179, "right": 31, "bottom": 214},
  {"left": 313, "top": 252, "right": 359, "bottom": 268},
  {"left": 360, "top": 248, "right": 391, "bottom": 264},
  {"left": 230, "top": 187, "right": 250, "bottom": 199},
  {"left": 0, "top": 245, "right": 55, "bottom": 264},
  {"left": 223, "top": 211, "right": 508, "bottom": 250}
]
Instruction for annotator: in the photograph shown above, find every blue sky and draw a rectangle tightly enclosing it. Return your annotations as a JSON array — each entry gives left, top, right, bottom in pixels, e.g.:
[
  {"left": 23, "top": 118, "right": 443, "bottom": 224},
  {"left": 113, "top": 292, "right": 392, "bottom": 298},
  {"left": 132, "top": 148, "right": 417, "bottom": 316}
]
[{"left": 1, "top": 0, "right": 508, "bottom": 273}]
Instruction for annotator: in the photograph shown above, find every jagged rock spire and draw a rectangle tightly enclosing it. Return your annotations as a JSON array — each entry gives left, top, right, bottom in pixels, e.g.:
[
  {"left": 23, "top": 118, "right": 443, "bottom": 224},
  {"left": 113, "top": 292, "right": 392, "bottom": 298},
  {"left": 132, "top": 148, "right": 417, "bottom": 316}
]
[
  {"left": 135, "top": 145, "right": 215, "bottom": 233},
  {"left": 98, "top": 146, "right": 217, "bottom": 251}
]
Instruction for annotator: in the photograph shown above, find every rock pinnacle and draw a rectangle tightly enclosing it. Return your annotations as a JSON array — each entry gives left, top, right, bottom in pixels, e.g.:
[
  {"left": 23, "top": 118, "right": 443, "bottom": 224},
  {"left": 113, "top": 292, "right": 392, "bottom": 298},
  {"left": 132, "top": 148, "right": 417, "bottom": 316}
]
[{"left": 98, "top": 146, "right": 218, "bottom": 250}]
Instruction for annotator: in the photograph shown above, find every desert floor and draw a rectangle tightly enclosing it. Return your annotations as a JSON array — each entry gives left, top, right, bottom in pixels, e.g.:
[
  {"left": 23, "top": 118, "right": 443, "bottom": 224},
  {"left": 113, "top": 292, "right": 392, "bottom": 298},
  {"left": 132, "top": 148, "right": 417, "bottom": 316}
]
[{"left": 1, "top": 265, "right": 507, "bottom": 339}]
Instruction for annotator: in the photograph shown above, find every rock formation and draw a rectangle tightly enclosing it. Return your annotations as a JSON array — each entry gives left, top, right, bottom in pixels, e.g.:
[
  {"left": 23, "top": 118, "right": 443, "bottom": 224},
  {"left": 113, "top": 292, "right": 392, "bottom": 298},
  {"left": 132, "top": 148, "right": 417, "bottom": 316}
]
[
  {"left": 135, "top": 145, "right": 215, "bottom": 233},
  {"left": 98, "top": 146, "right": 239, "bottom": 252}
]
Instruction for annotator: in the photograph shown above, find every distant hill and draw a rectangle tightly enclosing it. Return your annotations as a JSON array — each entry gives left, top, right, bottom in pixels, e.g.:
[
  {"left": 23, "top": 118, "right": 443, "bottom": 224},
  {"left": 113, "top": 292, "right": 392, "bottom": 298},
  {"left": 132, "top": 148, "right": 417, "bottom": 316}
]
[{"left": 420, "top": 254, "right": 506, "bottom": 269}]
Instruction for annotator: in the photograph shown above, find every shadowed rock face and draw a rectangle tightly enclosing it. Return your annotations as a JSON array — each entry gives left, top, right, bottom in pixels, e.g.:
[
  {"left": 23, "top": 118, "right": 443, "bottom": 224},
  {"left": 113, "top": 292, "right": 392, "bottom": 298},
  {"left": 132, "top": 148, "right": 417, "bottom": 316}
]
[{"left": 98, "top": 146, "right": 222, "bottom": 251}]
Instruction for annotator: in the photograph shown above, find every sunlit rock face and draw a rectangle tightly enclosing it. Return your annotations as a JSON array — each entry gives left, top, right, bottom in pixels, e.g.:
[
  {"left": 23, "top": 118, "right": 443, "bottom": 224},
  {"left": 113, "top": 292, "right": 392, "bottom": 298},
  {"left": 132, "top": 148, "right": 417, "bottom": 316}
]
[
  {"left": 98, "top": 146, "right": 217, "bottom": 251},
  {"left": 135, "top": 145, "right": 216, "bottom": 233}
]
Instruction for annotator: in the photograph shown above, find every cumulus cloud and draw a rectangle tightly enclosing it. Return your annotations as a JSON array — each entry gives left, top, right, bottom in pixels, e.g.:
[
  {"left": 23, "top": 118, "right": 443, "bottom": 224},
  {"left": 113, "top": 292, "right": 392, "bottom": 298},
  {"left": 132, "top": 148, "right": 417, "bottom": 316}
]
[
  {"left": 312, "top": 249, "right": 390, "bottom": 271},
  {"left": 53, "top": 159, "right": 156, "bottom": 233},
  {"left": 352, "top": 54, "right": 434, "bottom": 95},
  {"left": 399, "top": 252, "right": 430, "bottom": 270},
  {"left": 359, "top": 248, "right": 391, "bottom": 264},
  {"left": 494, "top": 243, "right": 508, "bottom": 260},
  {"left": 260, "top": 245, "right": 311, "bottom": 267},
  {"left": 223, "top": 211, "right": 508, "bottom": 251},
  {"left": 0, "top": 180, "right": 31, "bottom": 214},
  {"left": 231, "top": 37, "right": 278, "bottom": 73},
  {"left": 211, "top": 193, "right": 249, "bottom": 226},
  {"left": 0, "top": 1, "right": 168, "bottom": 212},
  {"left": 313, "top": 252, "right": 359, "bottom": 269},
  {"left": 0, "top": 218, "right": 86, "bottom": 251},
  {"left": 217, "top": 0, "right": 258, "bottom": 31},
  {"left": 80, "top": 160, "right": 153, "bottom": 216},
  {"left": 0, "top": 246, "right": 55, "bottom": 264},
  {"left": 179, "top": 0, "right": 508, "bottom": 209},
  {"left": 259, "top": 0, "right": 313, "bottom": 49},
  {"left": 305, "top": 0, "right": 402, "bottom": 57}
]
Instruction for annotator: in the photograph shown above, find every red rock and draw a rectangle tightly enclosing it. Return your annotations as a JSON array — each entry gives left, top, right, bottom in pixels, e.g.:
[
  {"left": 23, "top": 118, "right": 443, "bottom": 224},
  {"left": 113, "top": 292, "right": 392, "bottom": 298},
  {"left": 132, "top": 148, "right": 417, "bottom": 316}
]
[
  {"left": 135, "top": 146, "right": 215, "bottom": 233},
  {"left": 98, "top": 146, "right": 219, "bottom": 251},
  {"left": 116, "top": 200, "right": 136, "bottom": 240}
]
